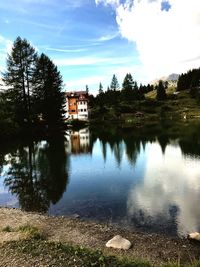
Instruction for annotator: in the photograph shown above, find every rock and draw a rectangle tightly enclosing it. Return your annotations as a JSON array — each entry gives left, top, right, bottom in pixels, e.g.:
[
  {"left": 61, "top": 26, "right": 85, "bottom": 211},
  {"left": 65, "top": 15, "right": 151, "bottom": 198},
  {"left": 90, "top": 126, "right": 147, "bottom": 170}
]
[
  {"left": 72, "top": 214, "right": 80, "bottom": 219},
  {"left": 188, "top": 232, "right": 200, "bottom": 241},
  {"left": 106, "top": 235, "right": 131, "bottom": 250}
]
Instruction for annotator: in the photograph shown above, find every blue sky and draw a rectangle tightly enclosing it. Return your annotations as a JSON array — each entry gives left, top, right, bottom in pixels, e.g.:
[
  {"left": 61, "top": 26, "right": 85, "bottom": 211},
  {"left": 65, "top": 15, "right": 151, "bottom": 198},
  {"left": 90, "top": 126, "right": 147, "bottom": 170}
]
[{"left": 1, "top": 0, "right": 200, "bottom": 94}]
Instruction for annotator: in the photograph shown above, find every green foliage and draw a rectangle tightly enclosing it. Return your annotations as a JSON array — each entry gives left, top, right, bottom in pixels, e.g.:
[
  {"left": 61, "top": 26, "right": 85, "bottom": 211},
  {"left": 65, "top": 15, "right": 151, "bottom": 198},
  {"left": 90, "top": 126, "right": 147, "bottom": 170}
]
[
  {"left": 2, "top": 225, "right": 13, "bottom": 232},
  {"left": 2, "top": 36, "right": 37, "bottom": 128},
  {"left": 5, "top": 239, "right": 152, "bottom": 267},
  {"left": 110, "top": 74, "right": 120, "bottom": 91},
  {"left": 156, "top": 80, "right": 167, "bottom": 100},
  {"left": 18, "top": 224, "right": 43, "bottom": 239},
  {"left": 177, "top": 68, "right": 200, "bottom": 92},
  {"left": 98, "top": 82, "right": 103, "bottom": 95},
  {"left": 121, "top": 73, "right": 144, "bottom": 102},
  {"left": 0, "top": 37, "right": 66, "bottom": 138},
  {"left": 33, "top": 53, "right": 66, "bottom": 132}
]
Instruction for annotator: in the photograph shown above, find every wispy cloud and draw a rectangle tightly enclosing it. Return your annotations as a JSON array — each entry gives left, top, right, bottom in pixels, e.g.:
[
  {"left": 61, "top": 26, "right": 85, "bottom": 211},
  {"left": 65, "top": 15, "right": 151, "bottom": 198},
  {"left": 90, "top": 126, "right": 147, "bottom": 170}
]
[
  {"left": 54, "top": 56, "right": 112, "bottom": 67},
  {"left": 54, "top": 55, "right": 132, "bottom": 67},
  {"left": 97, "top": 31, "right": 119, "bottom": 41},
  {"left": 46, "top": 47, "right": 87, "bottom": 53}
]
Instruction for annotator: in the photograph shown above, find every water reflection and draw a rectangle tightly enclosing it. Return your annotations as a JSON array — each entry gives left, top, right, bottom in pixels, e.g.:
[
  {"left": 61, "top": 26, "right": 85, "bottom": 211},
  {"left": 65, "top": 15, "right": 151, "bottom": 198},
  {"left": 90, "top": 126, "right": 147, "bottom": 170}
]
[
  {"left": 65, "top": 128, "right": 92, "bottom": 154},
  {"left": 1, "top": 136, "right": 69, "bottom": 212},
  {"left": 127, "top": 143, "right": 200, "bottom": 236},
  {"left": 0, "top": 122, "right": 200, "bottom": 237}
]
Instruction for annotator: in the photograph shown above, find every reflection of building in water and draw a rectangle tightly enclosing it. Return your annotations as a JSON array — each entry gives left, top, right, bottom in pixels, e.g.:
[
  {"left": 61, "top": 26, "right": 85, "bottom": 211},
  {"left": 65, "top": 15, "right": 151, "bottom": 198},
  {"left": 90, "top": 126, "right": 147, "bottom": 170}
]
[{"left": 66, "top": 128, "right": 91, "bottom": 154}]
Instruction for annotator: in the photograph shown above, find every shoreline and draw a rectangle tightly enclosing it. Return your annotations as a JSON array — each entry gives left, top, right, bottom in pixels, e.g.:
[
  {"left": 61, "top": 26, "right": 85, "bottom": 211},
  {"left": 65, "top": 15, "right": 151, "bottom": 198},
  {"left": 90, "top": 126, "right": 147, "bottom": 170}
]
[{"left": 0, "top": 207, "right": 199, "bottom": 266}]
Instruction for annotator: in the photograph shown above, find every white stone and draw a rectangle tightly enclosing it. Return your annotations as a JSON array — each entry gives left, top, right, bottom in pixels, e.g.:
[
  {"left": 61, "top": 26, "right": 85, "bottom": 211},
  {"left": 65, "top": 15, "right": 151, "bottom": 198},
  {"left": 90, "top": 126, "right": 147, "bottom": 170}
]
[
  {"left": 106, "top": 235, "right": 131, "bottom": 250},
  {"left": 188, "top": 232, "right": 200, "bottom": 241}
]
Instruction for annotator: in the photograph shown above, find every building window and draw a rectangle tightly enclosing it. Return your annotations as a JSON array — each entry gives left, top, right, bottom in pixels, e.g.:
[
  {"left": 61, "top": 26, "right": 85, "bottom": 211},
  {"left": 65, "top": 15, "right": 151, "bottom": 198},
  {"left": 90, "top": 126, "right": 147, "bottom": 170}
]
[
  {"left": 84, "top": 109, "right": 86, "bottom": 112},
  {"left": 71, "top": 109, "right": 75, "bottom": 112},
  {"left": 74, "top": 103, "right": 76, "bottom": 106},
  {"left": 81, "top": 109, "right": 83, "bottom": 112}
]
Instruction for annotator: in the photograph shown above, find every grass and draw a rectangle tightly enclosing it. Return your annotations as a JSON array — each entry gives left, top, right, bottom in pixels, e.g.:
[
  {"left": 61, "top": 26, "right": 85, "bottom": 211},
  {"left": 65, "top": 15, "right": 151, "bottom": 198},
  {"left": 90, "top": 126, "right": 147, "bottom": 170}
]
[
  {"left": 17, "top": 224, "right": 45, "bottom": 240},
  {"left": 1, "top": 239, "right": 152, "bottom": 267},
  {"left": 2, "top": 225, "right": 13, "bottom": 232},
  {"left": 1, "top": 224, "right": 200, "bottom": 266},
  {"left": 1, "top": 239, "right": 200, "bottom": 267},
  {"left": 1, "top": 224, "right": 45, "bottom": 240}
]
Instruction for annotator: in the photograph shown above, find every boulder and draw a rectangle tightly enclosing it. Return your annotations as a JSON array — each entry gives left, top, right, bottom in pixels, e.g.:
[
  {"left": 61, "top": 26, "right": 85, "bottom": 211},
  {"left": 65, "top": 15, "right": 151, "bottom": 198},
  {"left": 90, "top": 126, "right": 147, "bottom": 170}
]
[
  {"left": 106, "top": 235, "right": 131, "bottom": 250},
  {"left": 188, "top": 232, "right": 200, "bottom": 241}
]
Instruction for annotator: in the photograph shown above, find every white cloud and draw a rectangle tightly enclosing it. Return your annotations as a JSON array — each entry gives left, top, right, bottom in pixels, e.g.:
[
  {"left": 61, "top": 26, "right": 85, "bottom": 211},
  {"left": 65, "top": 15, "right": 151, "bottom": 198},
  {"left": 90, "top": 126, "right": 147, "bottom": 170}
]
[
  {"left": 0, "top": 36, "right": 13, "bottom": 73},
  {"left": 0, "top": 35, "right": 12, "bottom": 54},
  {"left": 97, "top": 0, "right": 200, "bottom": 81}
]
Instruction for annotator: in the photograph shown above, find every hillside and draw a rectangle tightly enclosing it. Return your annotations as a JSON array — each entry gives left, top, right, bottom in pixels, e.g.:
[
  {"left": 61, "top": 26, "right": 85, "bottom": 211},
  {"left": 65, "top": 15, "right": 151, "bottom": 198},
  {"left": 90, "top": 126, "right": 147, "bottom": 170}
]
[{"left": 144, "top": 87, "right": 200, "bottom": 120}]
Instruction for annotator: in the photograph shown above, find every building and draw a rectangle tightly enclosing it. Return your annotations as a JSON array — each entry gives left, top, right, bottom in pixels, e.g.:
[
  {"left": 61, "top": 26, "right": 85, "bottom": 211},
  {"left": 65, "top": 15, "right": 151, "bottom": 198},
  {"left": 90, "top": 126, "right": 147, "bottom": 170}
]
[{"left": 65, "top": 91, "right": 89, "bottom": 120}]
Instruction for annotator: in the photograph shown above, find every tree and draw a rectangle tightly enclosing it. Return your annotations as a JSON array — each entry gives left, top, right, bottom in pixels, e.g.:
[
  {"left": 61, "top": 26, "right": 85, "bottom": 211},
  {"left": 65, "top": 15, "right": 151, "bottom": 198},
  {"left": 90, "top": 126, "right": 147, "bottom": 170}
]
[
  {"left": 156, "top": 80, "right": 167, "bottom": 100},
  {"left": 3, "top": 37, "right": 37, "bottom": 127},
  {"left": 33, "top": 53, "right": 66, "bottom": 132},
  {"left": 122, "top": 73, "right": 134, "bottom": 91},
  {"left": 121, "top": 73, "right": 138, "bottom": 101},
  {"left": 110, "top": 74, "right": 119, "bottom": 91},
  {"left": 98, "top": 82, "right": 103, "bottom": 95},
  {"left": 86, "top": 85, "right": 89, "bottom": 94}
]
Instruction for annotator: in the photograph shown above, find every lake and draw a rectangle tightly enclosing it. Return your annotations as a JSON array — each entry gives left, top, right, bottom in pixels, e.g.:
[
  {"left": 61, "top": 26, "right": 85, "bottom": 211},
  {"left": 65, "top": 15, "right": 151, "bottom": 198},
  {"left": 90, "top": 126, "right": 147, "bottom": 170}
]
[{"left": 0, "top": 121, "right": 200, "bottom": 237}]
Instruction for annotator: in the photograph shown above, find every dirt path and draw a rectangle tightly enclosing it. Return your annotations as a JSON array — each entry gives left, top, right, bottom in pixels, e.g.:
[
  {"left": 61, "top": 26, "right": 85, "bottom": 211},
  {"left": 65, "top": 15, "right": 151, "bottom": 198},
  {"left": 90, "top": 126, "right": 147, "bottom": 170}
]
[{"left": 0, "top": 207, "right": 199, "bottom": 266}]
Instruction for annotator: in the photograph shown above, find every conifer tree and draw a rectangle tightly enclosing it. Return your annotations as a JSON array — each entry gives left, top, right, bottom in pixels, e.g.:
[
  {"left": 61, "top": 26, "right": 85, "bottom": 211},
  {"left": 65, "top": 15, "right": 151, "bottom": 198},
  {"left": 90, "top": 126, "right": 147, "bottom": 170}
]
[
  {"left": 98, "top": 82, "right": 103, "bottom": 94},
  {"left": 156, "top": 80, "right": 167, "bottom": 100},
  {"left": 33, "top": 53, "right": 65, "bottom": 132},
  {"left": 110, "top": 74, "right": 119, "bottom": 91},
  {"left": 3, "top": 37, "right": 37, "bottom": 127}
]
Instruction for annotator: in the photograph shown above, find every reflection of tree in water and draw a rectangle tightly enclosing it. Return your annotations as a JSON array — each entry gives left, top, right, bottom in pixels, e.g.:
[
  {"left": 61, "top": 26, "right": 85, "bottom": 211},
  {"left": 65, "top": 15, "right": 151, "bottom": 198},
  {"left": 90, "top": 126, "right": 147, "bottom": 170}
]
[
  {"left": 124, "top": 136, "right": 141, "bottom": 165},
  {"left": 4, "top": 136, "right": 69, "bottom": 212},
  {"left": 157, "top": 135, "right": 170, "bottom": 154},
  {"left": 92, "top": 126, "right": 143, "bottom": 166},
  {"left": 113, "top": 142, "right": 124, "bottom": 166}
]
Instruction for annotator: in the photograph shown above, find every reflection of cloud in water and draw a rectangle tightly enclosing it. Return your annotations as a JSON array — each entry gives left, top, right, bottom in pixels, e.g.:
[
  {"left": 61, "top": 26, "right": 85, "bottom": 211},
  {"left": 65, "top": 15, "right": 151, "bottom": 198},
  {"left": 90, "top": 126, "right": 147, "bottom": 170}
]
[{"left": 127, "top": 142, "right": 200, "bottom": 236}]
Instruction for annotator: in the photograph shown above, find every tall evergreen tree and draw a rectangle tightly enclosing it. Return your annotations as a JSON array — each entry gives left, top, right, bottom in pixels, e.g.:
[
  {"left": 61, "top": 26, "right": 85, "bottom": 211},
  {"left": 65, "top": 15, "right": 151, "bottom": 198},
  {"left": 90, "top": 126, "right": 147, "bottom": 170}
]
[
  {"left": 98, "top": 82, "right": 103, "bottom": 94},
  {"left": 3, "top": 37, "right": 37, "bottom": 127},
  {"left": 86, "top": 85, "right": 89, "bottom": 94},
  {"left": 33, "top": 53, "right": 65, "bottom": 132},
  {"left": 156, "top": 80, "right": 167, "bottom": 100},
  {"left": 122, "top": 73, "right": 134, "bottom": 91},
  {"left": 110, "top": 74, "right": 119, "bottom": 91}
]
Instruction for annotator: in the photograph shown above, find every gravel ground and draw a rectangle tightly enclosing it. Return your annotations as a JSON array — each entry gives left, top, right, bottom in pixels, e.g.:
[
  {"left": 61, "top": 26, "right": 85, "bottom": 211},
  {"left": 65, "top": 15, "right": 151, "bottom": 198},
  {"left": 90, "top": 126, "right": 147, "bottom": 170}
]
[{"left": 0, "top": 207, "right": 199, "bottom": 266}]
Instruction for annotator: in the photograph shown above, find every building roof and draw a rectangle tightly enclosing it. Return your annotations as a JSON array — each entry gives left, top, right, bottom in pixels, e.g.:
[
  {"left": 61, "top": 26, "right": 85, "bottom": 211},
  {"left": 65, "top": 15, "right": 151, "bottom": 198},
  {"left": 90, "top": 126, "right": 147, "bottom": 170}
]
[{"left": 66, "top": 91, "right": 88, "bottom": 101}]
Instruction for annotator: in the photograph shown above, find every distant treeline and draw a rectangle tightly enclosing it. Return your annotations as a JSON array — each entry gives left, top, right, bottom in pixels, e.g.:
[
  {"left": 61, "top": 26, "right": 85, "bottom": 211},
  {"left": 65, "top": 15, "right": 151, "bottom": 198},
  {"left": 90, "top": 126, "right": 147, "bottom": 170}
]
[
  {"left": 177, "top": 68, "right": 200, "bottom": 98},
  {"left": 90, "top": 73, "right": 168, "bottom": 110}
]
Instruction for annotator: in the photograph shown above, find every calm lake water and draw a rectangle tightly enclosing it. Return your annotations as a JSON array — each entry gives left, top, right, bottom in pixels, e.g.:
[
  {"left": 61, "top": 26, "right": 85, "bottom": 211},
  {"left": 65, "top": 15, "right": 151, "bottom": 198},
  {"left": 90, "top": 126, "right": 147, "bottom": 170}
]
[{"left": 0, "top": 122, "right": 200, "bottom": 237}]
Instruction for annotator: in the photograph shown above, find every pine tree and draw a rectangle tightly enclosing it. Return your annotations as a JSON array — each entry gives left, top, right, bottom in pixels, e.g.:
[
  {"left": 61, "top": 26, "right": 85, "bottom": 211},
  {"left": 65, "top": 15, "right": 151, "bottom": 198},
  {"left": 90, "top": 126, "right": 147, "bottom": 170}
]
[
  {"left": 86, "top": 85, "right": 89, "bottom": 94},
  {"left": 98, "top": 82, "right": 103, "bottom": 94},
  {"left": 122, "top": 73, "right": 134, "bottom": 91},
  {"left": 121, "top": 73, "right": 135, "bottom": 101},
  {"left": 156, "top": 80, "right": 167, "bottom": 100},
  {"left": 110, "top": 74, "right": 119, "bottom": 91},
  {"left": 33, "top": 53, "right": 66, "bottom": 132},
  {"left": 3, "top": 37, "right": 37, "bottom": 127}
]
